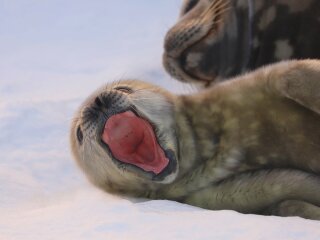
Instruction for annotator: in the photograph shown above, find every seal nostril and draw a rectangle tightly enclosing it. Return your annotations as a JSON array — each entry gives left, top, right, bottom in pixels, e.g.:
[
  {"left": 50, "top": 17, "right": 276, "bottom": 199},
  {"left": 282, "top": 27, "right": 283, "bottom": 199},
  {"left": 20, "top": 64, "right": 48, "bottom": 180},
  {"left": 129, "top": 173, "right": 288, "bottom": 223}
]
[
  {"left": 182, "top": 0, "right": 199, "bottom": 15},
  {"left": 95, "top": 97, "right": 103, "bottom": 107}
]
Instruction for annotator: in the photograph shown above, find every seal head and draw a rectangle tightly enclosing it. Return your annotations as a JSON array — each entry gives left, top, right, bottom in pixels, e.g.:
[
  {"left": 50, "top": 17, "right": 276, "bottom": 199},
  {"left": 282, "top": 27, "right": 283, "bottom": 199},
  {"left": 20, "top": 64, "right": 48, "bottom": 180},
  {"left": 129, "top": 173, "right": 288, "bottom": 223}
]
[{"left": 70, "top": 80, "right": 179, "bottom": 195}]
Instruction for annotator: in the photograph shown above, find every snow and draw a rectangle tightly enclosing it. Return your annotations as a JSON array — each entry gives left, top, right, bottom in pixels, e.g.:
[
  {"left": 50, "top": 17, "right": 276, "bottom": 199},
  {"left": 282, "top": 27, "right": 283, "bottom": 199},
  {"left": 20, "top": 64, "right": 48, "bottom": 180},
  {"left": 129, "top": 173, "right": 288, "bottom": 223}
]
[{"left": 1, "top": 1, "right": 320, "bottom": 239}]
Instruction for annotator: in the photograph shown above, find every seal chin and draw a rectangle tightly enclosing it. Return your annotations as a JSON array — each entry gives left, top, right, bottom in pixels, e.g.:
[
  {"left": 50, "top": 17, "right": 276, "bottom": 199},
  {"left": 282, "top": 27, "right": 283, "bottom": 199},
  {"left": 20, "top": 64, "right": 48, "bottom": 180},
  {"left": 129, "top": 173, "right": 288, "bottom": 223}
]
[{"left": 163, "top": 52, "right": 214, "bottom": 87}]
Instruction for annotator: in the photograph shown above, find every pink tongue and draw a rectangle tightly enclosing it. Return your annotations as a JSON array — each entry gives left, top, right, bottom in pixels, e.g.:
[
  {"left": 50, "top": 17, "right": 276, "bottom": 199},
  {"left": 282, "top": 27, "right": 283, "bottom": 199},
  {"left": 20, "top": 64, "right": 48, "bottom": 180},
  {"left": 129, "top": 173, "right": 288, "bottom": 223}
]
[{"left": 102, "top": 111, "right": 169, "bottom": 174}]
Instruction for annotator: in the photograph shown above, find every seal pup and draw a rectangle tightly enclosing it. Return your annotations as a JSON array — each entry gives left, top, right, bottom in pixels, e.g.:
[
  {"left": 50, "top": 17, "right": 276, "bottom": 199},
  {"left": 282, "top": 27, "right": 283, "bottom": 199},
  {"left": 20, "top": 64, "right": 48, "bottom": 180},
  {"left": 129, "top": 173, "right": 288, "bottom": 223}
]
[
  {"left": 163, "top": 0, "right": 320, "bottom": 86},
  {"left": 70, "top": 60, "right": 320, "bottom": 220}
]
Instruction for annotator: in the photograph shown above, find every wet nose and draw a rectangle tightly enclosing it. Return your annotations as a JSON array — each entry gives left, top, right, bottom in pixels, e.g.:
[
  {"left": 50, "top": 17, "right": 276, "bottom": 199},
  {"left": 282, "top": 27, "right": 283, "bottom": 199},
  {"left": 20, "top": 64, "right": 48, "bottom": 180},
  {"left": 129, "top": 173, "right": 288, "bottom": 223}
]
[{"left": 93, "top": 92, "right": 120, "bottom": 110}]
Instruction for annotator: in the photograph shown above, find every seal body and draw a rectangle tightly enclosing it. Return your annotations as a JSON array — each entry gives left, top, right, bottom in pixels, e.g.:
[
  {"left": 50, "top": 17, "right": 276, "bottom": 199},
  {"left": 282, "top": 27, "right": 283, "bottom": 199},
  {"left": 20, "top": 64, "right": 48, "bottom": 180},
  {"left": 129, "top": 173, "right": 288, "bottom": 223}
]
[
  {"left": 163, "top": 0, "right": 320, "bottom": 86},
  {"left": 71, "top": 60, "right": 320, "bottom": 220}
]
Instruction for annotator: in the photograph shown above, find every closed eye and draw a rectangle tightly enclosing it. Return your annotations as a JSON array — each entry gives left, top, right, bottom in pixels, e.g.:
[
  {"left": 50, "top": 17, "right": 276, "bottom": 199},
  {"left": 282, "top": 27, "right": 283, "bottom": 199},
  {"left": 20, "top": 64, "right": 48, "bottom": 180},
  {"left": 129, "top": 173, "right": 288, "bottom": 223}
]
[
  {"left": 114, "top": 86, "right": 133, "bottom": 94},
  {"left": 76, "top": 126, "right": 83, "bottom": 144}
]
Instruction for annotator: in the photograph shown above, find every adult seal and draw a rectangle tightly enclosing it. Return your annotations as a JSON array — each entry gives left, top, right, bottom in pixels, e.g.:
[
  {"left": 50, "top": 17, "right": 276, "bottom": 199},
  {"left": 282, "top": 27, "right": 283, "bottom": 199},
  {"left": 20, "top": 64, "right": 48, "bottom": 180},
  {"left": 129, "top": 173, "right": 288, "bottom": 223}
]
[
  {"left": 163, "top": 0, "right": 320, "bottom": 86},
  {"left": 71, "top": 60, "right": 320, "bottom": 220}
]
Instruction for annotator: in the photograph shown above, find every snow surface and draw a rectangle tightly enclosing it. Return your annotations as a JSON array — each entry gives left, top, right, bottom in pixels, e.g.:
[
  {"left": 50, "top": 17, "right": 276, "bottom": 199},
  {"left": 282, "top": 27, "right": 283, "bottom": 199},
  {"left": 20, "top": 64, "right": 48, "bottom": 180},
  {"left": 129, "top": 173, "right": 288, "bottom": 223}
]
[{"left": 1, "top": 1, "right": 320, "bottom": 239}]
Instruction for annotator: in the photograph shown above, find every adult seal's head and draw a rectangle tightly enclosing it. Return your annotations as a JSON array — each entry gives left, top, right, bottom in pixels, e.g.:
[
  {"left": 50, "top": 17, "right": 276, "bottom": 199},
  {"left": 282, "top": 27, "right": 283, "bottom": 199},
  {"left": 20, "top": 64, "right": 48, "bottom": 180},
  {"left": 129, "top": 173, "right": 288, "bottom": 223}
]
[
  {"left": 163, "top": 0, "right": 320, "bottom": 87},
  {"left": 70, "top": 80, "right": 179, "bottom": 196}
]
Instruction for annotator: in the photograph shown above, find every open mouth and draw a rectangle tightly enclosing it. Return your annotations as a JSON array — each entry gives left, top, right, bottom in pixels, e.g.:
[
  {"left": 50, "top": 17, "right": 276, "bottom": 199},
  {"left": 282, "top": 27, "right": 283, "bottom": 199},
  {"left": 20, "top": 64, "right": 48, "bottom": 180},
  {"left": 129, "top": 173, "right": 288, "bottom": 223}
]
[{"left": 101, "top": 111, "right": 170, "bottom": 175}]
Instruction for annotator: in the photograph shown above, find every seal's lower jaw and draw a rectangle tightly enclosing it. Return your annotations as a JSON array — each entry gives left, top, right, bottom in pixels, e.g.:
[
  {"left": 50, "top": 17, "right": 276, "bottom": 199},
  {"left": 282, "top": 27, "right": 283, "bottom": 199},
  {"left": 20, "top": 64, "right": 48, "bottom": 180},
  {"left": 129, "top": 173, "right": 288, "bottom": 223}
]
[
  {"left": 163, "top": 52, "right": 214, "bottom": 88},
  {"left": 101, "top": 110, "right": 178, "bottom": 183}
]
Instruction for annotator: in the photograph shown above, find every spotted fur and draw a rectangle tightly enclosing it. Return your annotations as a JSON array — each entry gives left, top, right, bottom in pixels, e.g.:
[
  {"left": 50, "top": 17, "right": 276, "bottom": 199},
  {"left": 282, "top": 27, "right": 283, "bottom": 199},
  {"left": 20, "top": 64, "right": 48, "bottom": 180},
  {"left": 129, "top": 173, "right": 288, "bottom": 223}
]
[
  {"left": 71, "top": 60, "right": 320, "bottom": 220},
  {"left": 163, "top": 0, "right": 320, "bottom": 86}
]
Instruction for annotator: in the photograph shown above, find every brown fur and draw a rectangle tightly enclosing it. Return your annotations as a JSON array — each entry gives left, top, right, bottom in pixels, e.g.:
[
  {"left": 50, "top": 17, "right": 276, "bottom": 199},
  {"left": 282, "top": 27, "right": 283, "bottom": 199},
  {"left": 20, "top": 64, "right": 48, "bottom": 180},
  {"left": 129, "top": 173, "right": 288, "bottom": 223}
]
[{"left": 71, "top": 60, "right": 320, "bottom": 220}]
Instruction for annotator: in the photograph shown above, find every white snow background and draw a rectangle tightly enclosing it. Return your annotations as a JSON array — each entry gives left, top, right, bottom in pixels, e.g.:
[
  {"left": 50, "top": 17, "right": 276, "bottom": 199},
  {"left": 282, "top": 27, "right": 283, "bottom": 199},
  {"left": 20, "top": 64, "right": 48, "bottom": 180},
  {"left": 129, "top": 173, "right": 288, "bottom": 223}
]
[{"left": 1, "top": 1, "right": 320, "bottom": 239}]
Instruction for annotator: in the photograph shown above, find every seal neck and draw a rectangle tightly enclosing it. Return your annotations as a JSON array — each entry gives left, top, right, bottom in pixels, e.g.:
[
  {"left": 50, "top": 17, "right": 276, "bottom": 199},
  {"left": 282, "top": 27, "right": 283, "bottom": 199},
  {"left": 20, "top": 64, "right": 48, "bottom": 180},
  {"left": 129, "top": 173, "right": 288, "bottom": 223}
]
[{"left": 176, "top": 93, "right": 222, "bottom": 167}]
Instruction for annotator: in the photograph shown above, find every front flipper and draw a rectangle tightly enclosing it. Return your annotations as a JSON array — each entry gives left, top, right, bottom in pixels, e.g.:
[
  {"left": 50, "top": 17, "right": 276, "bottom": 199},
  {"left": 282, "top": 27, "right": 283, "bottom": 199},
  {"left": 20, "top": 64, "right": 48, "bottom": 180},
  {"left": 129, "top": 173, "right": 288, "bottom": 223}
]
[
  {"left": 183, "top": 169, "right": 320, "bottom": 220},
  {"left": 266, "top": 60, "right": 320, "bottom": 115}
]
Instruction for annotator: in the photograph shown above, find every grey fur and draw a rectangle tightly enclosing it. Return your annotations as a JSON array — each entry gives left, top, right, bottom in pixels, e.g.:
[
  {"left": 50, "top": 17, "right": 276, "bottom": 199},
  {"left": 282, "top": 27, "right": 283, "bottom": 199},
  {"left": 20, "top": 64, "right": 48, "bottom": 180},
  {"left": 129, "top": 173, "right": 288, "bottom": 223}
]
[{"left": 163, "top": 0, "right": 320, "bottom": 86}]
